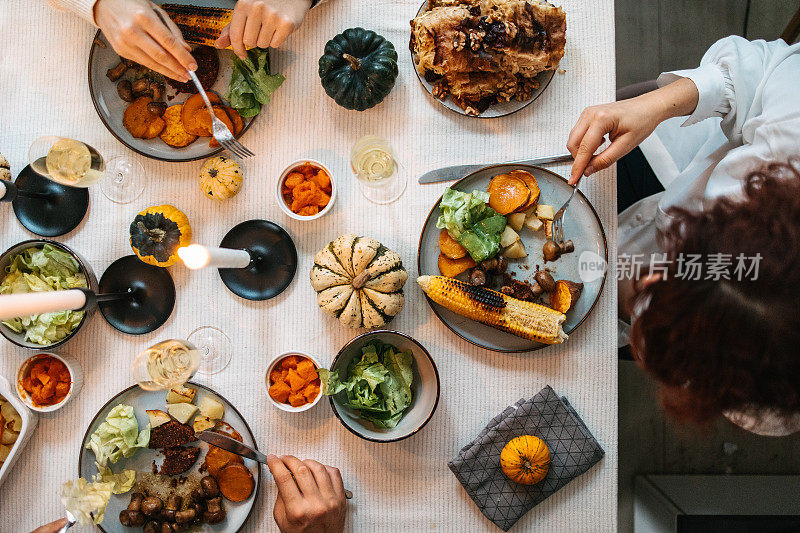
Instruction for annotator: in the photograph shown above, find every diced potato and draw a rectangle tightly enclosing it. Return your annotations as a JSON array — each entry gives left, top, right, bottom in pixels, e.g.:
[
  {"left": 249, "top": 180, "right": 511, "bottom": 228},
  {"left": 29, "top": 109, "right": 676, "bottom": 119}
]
[
  {"left": 193, "top": 416, "right": 216, "bottom": 433},
  {"left": 507, "top": 212, "right": 526, "bottom": 232},
  {"left": 8, "top": 413, "right": 21, "bottom": 432},
  {"left": 0, "top": 402, "right": 16, "bottom": 423},
  {"left": 0, "top": 445, "right": 10, "bottom": 462},
  {"left": 1, "top": 429, "right": 18, "bottom": 445},
  {"left": 524, "top": 215, "right": 544, "bottom": 231},
  {"left": 500, "top": 226, "right": 520, "bottom": 248},
  {"left": 504, "top": 240, "right": 528, "bottom": 259},
  {"left": 536, "top": 204, "right": 555, "bottom": 220},
  {"left": 166, "top": 385, "right": 196, "bottom": 404},
  {"left": 198, "top": 396, "right": 224, "bottom": 420},
  {"left": 167, "top": 402, "right": 198, "bottom": 424},
  {"left": 544, "top": 220, "right": 553, "bottom": 240},
  {"left": 146, "top": 409, "right": 171, "bottom": 429}
]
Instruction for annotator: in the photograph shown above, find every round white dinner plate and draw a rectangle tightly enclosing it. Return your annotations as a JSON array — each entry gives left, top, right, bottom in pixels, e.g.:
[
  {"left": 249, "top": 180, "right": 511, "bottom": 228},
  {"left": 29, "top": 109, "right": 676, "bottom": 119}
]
[
  {"left": 417, "top": 164, "right": 608, "bottom": 352},
  {"left": 87, "top": 0, "right": 256, "bottom": 162},
  {"left": 78, "top": 382, "right": 260, "bottom": 532},
  {"left": 410, "top": 1, "right": 557, "bottom": 119}
]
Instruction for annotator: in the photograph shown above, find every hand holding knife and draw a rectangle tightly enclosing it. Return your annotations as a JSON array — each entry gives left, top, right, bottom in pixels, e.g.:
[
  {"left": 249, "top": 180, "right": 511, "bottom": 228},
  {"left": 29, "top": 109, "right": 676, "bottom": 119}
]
[{"left": 197, "top": 431, "right": 354, "bottom": 500}]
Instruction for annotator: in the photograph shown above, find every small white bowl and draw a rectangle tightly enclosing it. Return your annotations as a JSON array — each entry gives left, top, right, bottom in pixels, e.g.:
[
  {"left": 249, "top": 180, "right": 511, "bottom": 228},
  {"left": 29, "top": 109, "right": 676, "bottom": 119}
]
[
  {"left": 276, "top": 159, "right": 336, "bottom": 221},
  {"left": 265, "top": 352, "right": 323, "bottom": 412},
  {"left": 16, "top": 352, "right": 83, "bottom": 413}
]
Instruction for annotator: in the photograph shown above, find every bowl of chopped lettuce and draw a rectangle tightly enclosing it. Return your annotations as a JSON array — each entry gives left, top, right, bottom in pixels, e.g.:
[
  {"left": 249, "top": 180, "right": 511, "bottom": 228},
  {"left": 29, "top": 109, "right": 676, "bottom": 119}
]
[
  {"left": 320, "top": 331, "right": 440, "bottom": 442},
  {"left": 0, "top": 240, "right": 97, "bottom": 349}
]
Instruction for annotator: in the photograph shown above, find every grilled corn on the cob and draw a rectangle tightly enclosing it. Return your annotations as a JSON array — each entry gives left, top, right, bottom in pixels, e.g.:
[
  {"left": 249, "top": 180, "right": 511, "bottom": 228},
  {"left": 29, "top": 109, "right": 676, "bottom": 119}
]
[
  {"left": 417, "top": 275, "right": 567, "bottom": 344},
  {"left": 161, "top": 4, "right": 232, "bottom": 47}
]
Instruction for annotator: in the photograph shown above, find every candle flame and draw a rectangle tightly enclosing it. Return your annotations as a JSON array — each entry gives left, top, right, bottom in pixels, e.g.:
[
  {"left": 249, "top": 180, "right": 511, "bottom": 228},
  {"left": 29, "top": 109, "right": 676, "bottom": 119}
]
[{"left": 177, "top": 244, "right": 210, "bottom": 270}]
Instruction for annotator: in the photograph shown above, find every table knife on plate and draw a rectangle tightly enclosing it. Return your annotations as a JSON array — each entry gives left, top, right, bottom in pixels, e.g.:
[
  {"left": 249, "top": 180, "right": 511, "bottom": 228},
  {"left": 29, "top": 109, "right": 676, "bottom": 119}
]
[
  {"left": 197, "top": 431, "right": 354, "bottom": 499},
  {"left": 418, "top": 153, "right": 573, "bottom": 184}
]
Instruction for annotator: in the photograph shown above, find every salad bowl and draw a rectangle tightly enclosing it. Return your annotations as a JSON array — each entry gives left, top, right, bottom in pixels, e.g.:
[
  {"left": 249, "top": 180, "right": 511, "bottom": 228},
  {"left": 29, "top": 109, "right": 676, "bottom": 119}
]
[
  {"left": 327, "top": 330, "right": 440, "bottom": 443},
  {"left": 0, "top": 240, "right": 98, "bottom": 350}
]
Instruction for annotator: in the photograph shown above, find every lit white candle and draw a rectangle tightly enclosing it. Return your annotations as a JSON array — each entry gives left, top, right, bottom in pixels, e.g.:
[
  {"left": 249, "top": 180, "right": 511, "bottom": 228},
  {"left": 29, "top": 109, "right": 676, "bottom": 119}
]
[
  {"left": 0, "top": 289, "right": 86, "bottom": 320},
  {"left": 177, "top": 244, "right": 251, "bottom": 270}
]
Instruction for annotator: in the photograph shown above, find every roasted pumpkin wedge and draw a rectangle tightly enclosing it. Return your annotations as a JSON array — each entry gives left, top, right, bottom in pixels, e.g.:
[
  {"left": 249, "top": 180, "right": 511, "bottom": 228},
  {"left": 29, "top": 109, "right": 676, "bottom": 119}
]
[{"left": 488, "top": 173, "right": 531, "bottom": 215}]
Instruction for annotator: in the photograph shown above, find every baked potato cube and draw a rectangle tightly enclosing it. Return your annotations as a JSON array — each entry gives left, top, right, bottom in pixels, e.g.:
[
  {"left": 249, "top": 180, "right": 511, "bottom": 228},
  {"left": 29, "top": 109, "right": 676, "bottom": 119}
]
[
  {"left": 504, "top": 240, "right": 528, "bottom": 259},
  {"left": 536, "top": 204, "right": 555, "bottom": 220},
  {"left": 0, "top": 444, "right": 10, "bottom": 462},
  {"left": 1, "top": 428, "right": 18, "bottom": 445},
  {"left": 507, "top": 212, "right": 526, "bottom": 232},
  {"left": 167, "top": 402, "right": 198, "bottom": 424},
  {"left": 146, "top": 409, "right": 171, "bottom": 429},
  {"left": 166, "top": 385, "right": 196, "bottom": 404},
  {"left": 500, "top": 226, "right": 520, "bottom": 248},
  {"left": 193, "top": 415, "right": 216, "bottom": 433},
  {"left": 198, "top": 396, "right": 225, "bottom": 420},
  {"left": 524, "top": 214, "right": 544, "bottom": 231}
]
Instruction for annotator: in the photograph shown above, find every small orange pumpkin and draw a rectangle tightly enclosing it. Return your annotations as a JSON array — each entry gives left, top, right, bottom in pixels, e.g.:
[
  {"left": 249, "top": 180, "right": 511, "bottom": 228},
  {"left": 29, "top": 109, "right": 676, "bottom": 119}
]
[{"left": 500, "top": 435, "right": 550, "bottom": 485}]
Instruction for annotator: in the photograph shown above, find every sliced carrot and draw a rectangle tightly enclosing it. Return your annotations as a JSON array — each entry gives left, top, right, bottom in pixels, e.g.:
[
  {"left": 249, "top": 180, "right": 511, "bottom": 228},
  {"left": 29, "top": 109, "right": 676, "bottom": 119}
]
[
  {"left": 438, "top": 253, "right": 477, "bottom": 278},
  {"left": 439, "top": 229, "right": 467, "bottom": 259},
  {"left": 487, "top": 173, "right": 531, "bottom": 215}
]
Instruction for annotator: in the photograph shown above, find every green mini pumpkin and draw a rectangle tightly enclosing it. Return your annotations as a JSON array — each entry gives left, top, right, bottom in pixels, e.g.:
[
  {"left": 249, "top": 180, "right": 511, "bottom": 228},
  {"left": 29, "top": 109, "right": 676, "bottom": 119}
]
[
  {"left": 318, "top": 27, "right": 398, "bottom": 111},
  {"left": 130, "top": 204, "right": 192, "bottom": 267}
]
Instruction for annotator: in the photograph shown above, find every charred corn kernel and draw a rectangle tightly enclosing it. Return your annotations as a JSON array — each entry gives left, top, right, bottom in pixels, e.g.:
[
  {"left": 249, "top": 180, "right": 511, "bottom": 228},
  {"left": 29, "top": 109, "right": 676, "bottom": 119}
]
[
  {"left": 161, "top": 4, "right": 233, "bottom": 47},
  {"left": 417, "top": 275, "right": 567, "bottom": 344}
]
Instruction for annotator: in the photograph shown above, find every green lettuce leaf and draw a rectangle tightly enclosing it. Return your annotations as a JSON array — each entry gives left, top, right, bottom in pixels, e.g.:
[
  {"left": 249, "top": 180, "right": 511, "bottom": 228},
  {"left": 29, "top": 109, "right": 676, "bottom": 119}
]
[
  {"left": 436, "top": 189, "right": 507, "bottom": 262},
  {"left": 94, "top": 463, "right": 136, "bottom": 494},
  {"left": 226, "top": 48, "right": 285, "bottom": 118},
  {"left": 0, "top": 244, "right": 88, "bottom": 345},
  {"left": 319, "top": 340, "right": 415, "bottom": 429},
  {"left": 61, "top": 478, "right": 114, "bottom": 525},
  {"left": 86, "top": 404, "right": 150, "bottom": 469}
]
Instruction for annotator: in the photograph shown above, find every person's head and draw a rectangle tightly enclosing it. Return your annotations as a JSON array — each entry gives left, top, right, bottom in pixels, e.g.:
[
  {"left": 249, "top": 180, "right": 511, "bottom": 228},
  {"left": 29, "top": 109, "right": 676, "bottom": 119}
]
[{"left": 630, "top": 161, "right": 800, "bottom": 425}]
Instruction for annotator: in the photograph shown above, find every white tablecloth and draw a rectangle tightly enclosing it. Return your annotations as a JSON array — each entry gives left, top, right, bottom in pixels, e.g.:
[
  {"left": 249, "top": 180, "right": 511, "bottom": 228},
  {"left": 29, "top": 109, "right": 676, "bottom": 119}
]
[{"left": 0, "top": 1, "right": 617, "bottom": 530}]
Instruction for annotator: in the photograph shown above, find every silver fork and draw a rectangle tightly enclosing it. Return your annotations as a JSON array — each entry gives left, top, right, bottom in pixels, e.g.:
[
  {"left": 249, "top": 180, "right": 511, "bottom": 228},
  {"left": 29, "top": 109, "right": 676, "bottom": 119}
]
[
  {"left": 152, "top": 8, "right": 254, "bottom": 159},
  {"left": 551, "top": 174, "right": 583, "bottom": 250},
  {"left": 187, "top": 71, "right": 254, "bottom": 159}
]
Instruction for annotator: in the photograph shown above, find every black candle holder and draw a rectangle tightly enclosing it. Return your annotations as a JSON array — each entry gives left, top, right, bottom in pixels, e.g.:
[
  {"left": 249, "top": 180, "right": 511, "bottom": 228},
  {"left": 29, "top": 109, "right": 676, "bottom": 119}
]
[{"left": 218, "top": 220, "right": 297, "bottom": 301}]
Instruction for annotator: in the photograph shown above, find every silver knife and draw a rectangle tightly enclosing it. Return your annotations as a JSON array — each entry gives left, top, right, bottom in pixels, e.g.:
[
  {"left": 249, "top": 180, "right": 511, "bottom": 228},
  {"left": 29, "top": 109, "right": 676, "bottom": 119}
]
[
  {"left": 418, "top": 153, "right": 573, "bottom": 184},
  {"left": 197, "top": 431, "right": 354, "bottom": 499}
]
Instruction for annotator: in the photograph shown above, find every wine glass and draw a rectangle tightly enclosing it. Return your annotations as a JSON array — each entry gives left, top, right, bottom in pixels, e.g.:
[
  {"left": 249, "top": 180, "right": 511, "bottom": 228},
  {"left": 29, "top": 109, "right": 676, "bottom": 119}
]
[
  {"left": 133, "top": 339, "right": 200, "bottom": 391},
  {"left": 28, "top": 135, "right": 145, "bottom": 204},
  {"left": 187, "top": 326, "right": 232, "bottom": 375},
  {"left": 350, "top": 135, "right": 407, "bottom": 204}
]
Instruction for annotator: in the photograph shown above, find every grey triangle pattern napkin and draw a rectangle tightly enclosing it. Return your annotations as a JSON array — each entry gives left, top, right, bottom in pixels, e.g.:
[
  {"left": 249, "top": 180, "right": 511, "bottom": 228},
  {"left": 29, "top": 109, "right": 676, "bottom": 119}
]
[{"left": 448, "top": 385, "right": 605, "bottom": 531}]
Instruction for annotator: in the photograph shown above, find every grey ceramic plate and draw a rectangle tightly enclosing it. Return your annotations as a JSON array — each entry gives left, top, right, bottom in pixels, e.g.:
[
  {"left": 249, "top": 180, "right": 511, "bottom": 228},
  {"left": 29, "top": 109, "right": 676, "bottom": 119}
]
[
  {"left": 410, "top": 1, "right": 557, "bottom": 118},
  {"left": 78, "top": 382, "right": 260, "bottom": 532},
  {"left": 417, "top": 164, "right": 608, "bottom": 352},
  {"left": 87, "top": 0, "right": 256, "bottom": 162}
]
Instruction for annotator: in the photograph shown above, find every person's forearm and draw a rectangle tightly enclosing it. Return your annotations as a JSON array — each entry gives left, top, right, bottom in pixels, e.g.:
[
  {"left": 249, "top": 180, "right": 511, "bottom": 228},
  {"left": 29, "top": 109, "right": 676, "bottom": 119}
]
[{"left": 643, "top": 77, "right": 700, "bottom": 124}]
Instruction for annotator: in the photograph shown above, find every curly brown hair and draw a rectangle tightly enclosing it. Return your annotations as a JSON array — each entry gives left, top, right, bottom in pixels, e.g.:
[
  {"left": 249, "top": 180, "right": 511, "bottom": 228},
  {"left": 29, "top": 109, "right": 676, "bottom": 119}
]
[{"left": 630, "top": 161, "right": 800, "bottom": 425}]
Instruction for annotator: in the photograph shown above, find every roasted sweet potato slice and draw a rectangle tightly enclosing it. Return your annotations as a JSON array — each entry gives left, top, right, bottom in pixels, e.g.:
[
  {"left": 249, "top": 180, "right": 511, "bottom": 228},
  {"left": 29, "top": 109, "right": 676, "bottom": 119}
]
[
  {"left": 439, "top": 229, "right": 467, "bottom": 259},
  {"left": 194, "top": 106, "right": 235, "bottom": 146},
  {"left": 222, "top": 105, "right": 244, "bottom": 136},
  {"left": 123, "top": 97, "right": 160, "bottom": 139},
  {"left": 217, "top": 463, "right": 255, "bottom": 502},
  {"left": 203, "top": 445, "right": 244, "bottom": 478},
  {"left": 488, "top": 173, "right": 531, "bottom": 215},
  {"left": 438, "top": 253, "right": 476, "bottom": 278},
  {"left": 159, "top": 104, "right": 197, "bottom": 147},
  {"left": 181, "top": 92, "right": 222, "bottom": 136},
  {"left": 549, "top": 280, "right": 583, "bottom": 313},
  {"left": 509, "top": 170, "right": 541, "bottom": 212}
]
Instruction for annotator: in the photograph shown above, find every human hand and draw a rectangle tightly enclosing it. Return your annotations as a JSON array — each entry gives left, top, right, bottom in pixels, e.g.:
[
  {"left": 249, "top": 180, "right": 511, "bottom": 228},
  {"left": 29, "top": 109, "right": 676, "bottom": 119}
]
[
  {"left": 30, "top": 518, "right": 67, "bottom": 533},
  {"left": 215, "top": 0, "right": 312, "bottom": 58},
  {"left": 266, "top": 454, "right": 347, "bottom": 533},
  {"left": 94, "top": 0, "right": 196, "bottom": 82},
  {"left": 566, "top": 98, "right": 661, "bottom": 184}
]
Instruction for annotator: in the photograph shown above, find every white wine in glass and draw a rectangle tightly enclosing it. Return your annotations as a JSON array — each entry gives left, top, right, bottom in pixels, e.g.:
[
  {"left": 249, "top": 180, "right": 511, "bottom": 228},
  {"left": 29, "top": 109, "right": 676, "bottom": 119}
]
[
  {"left": 350, "top": 135, "right": 407, "bottom": 204},
  {"left": 133, "top": 339, "right": 200, "bottom": 391},
  {"left": 28, "top": 135, "right": 145, "bottom": 203}
]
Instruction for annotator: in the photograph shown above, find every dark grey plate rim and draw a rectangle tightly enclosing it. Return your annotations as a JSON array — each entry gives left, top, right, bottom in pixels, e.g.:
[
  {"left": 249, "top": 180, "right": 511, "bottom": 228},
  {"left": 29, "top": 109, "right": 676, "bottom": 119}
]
[
  {"left": 77, "top": 381, "right": 262, "bottom": 533},
  {"left": 416, "top": 164, "right": 609, "bottom": 353},
  {"left": 87, "top": 29, "right": 258, "bottom": 163},
  {"left": 327, "top": 330, "right": 441, "bottom": 443},
  {"left": 409, "top": 1, "right": 557, "bottom": 119}
]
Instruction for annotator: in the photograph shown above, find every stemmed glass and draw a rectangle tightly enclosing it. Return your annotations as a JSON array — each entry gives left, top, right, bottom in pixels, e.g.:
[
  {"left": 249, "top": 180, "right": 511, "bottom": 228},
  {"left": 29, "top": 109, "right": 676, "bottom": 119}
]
[
  {"left": 132, "top": 329, "right": 232, "bottom": 391},
  {"left": 28, "top": 135, "right": 145, "bottom": 204},
  {"left": 350, "top": 135, "right": 407, "bottom": 204}
]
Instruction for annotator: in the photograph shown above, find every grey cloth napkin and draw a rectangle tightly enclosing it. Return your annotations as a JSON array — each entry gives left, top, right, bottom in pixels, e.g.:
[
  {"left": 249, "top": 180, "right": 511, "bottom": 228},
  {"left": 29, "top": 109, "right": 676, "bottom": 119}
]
[{"left": 448, "top": 385, "right": 605, "bottom": 531}]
